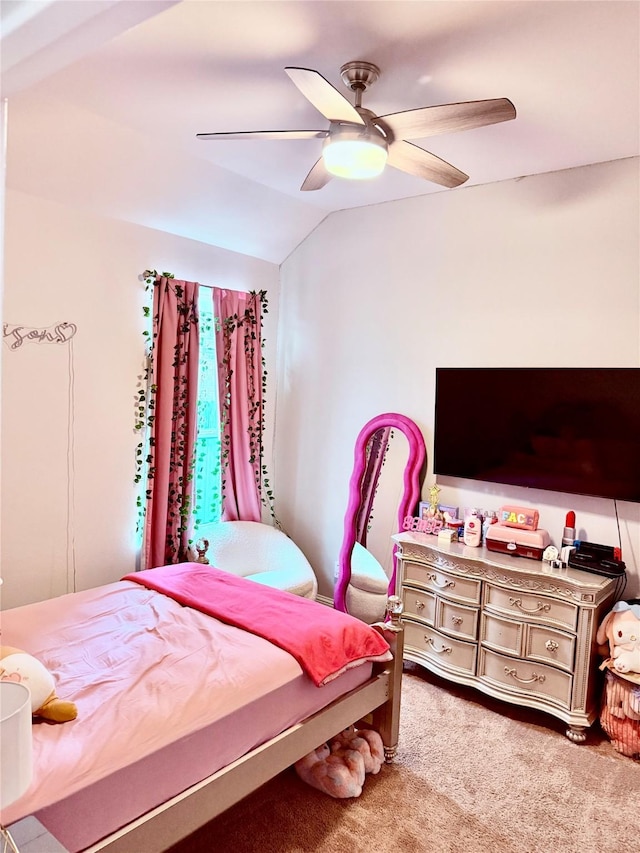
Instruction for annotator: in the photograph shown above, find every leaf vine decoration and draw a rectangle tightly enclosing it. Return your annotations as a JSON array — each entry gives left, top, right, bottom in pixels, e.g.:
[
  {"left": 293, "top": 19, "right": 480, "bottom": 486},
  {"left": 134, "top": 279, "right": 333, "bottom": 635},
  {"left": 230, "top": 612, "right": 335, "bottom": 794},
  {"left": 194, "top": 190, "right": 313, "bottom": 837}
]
[
  {"left": 217, "top": 290, "right": 278, "bottom": 525},
  {"left": 135, "top": 274, "right": 279, "bottom": 555}
]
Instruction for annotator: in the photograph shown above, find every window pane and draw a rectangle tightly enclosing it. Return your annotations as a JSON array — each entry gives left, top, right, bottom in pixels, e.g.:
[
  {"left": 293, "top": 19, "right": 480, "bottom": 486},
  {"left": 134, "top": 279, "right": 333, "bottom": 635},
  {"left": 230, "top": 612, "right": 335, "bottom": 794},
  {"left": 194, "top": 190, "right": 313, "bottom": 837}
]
[{"left": 193, "top": 299, "right": 222, "bottom": 527}]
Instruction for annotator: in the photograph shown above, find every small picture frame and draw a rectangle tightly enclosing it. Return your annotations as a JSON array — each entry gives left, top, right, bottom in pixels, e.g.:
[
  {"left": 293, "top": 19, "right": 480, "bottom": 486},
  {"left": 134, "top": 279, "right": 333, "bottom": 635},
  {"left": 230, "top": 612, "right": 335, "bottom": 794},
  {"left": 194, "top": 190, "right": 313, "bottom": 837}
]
[
  {"left": 418, "top": 501, "right": 431, "bottom": 520},
  {"left": 438, "top": 504, "right": 459, "bottom": 522}
]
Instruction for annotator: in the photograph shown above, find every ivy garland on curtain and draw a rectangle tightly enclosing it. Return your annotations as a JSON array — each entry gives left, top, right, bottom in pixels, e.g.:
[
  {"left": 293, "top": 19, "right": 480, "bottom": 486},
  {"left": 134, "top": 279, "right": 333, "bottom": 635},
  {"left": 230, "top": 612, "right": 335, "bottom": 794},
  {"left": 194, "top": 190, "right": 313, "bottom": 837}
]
[
  {"left": 137, "top": 272, "right": 200, "bottom": 568},
  {"left": 135, "top": 271, "right": 275, "bottom": 569},
  {"left": 214, "top": 288, "right": 275, "bottom": 522}
]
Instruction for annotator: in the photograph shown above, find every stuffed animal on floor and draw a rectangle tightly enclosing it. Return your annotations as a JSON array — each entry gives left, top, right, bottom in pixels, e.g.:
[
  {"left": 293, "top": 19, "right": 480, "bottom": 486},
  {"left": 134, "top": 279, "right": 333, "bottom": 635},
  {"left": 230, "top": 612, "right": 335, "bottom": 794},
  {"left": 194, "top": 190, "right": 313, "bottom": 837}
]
[
  {"left": 328, "top": 725, "right": 385, "bottom": 775},
  {"left": 596, "top": 601, "right": 640, "bottom": 674},
  {"left": 0, "top": 646, "right": 77, "bottom": 723},
  {"left": 293, "top": 742, "right": 364, "bottom": 798}
]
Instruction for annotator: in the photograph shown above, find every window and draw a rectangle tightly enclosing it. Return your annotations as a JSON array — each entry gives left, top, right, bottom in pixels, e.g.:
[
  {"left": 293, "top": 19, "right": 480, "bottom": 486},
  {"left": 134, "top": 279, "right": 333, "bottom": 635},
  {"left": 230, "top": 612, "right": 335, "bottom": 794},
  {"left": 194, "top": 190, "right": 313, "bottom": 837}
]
[{"left": 193, "top": 298, "right": 222, "bottom": 531}]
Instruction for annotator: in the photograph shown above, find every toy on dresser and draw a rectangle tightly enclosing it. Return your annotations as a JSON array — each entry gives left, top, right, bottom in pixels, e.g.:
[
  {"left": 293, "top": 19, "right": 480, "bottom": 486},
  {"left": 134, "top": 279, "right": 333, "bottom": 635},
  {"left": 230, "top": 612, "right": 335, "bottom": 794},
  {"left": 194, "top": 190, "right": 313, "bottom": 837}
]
[{"left": 596, "top": 601, "right": 640, "bottom": 759}]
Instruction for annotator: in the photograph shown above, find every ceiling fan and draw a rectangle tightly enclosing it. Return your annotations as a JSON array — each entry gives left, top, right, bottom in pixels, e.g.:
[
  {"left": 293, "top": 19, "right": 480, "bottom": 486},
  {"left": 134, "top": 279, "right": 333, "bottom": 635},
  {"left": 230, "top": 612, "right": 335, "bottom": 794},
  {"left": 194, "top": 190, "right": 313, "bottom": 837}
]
[{"left": 197, "top": 61, "right": 516, "bottom": 192}]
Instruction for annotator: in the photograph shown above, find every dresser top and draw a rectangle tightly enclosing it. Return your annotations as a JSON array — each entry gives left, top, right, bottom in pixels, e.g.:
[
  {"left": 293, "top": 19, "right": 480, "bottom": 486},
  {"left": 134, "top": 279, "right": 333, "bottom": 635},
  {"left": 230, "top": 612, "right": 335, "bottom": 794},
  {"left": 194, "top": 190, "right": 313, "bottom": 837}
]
[{"left": 393, "top": 532, "right": 617, "bottom": 592}]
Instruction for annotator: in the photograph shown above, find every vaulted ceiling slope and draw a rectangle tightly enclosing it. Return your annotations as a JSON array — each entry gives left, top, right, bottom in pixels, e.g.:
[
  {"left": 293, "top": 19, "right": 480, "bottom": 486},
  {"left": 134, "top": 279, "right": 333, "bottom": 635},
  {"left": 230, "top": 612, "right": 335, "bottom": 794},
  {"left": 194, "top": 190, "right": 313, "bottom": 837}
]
[{"left": 2, "top": 1, "right": 639, "bottom": 264}]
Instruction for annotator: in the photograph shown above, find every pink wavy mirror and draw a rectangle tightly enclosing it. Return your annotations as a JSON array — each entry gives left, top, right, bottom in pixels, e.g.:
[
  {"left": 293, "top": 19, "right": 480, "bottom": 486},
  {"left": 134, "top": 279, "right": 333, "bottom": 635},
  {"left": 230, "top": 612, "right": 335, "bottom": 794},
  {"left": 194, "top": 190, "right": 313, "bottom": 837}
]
[{"left": 334, "top": 413, "right": 427, "bottom": 615}]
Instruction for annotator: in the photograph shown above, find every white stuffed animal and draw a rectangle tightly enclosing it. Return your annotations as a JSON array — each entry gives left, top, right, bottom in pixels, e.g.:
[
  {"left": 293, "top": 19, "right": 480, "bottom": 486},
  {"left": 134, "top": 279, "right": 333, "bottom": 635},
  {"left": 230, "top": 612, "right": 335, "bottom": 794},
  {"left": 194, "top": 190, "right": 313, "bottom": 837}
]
[
  {"left": 596, "top": 601, "right": 640, "bottom": 675},
  {"left": 0, "top": 645, "right": 77, "bottom": 722}
]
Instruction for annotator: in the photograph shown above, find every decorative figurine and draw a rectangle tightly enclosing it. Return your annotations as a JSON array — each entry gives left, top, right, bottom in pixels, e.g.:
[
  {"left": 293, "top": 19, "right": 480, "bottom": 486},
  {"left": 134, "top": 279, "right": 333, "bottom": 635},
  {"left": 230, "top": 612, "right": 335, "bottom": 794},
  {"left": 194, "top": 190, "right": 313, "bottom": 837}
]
[
  {"left": 195, "top": 538, "right": 209, "bottom": 564},
  {"left": 427, "top": 483, "right": 444, "bottom": 520}
]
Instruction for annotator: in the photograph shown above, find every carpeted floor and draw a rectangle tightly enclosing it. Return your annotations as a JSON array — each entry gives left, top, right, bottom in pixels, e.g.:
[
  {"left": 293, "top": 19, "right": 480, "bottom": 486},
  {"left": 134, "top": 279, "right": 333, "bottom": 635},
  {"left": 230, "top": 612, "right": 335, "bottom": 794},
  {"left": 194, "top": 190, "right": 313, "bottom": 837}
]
[{"left": 168, "top": 664, "right": 639, "bottom": 852}]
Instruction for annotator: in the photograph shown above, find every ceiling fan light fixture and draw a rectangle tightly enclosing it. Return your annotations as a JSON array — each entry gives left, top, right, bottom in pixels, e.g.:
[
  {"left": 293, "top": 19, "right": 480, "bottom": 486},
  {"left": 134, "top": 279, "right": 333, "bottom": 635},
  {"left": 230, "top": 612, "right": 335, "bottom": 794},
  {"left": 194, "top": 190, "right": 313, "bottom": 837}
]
[
  {"left": 199, "top": 62, "right": 515, "bottom": 191},
  {"left": 322, "top": 135, "right": 388, "bottom": 180}
]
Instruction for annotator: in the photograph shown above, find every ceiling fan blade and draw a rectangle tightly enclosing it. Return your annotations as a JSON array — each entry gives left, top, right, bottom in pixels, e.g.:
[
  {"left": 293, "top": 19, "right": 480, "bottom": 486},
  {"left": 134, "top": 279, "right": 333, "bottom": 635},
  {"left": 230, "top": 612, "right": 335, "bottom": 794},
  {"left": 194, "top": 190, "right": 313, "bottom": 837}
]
[
  {"left": 378, "top": 98, "right": 516, "bottom": 141},
  {"left": 387, "top": 141, "right": 468, "bottom": 188},
  {"left": 300, "top": 158, "right": 332, "bottom": 192},
  {"left": 285, "top": 67, "right": 365, "bottom": 125},
  {"left": 197, "top": 130, "right": 328, "bottom": 141}
]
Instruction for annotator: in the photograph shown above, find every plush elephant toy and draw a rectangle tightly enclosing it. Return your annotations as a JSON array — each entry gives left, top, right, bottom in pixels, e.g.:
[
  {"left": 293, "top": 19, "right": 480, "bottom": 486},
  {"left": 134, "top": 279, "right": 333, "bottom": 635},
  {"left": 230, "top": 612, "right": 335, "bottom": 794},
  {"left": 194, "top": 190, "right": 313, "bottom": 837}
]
[{"left": 596, "top": 601, "right": 640, "bottom": 675}]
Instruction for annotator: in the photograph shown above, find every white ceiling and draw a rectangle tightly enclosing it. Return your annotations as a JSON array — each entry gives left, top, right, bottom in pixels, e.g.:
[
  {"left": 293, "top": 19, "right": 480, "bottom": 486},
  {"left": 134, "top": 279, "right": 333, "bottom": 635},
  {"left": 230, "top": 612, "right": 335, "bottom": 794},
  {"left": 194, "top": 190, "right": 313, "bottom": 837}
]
[{"left": 2, "top": 1, "right": 639, "bottom": 264}]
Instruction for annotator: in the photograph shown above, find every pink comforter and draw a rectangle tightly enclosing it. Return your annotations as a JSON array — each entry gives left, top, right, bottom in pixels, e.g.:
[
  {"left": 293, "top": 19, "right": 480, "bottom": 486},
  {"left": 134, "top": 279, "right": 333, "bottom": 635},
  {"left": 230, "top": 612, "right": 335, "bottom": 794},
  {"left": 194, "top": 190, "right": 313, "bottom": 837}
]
[
  {"left": 1, "top": 581, "right": 376, "bottom": 850},
  {"left": 123, "top": 563, "right": 392, "bottom": 686}
]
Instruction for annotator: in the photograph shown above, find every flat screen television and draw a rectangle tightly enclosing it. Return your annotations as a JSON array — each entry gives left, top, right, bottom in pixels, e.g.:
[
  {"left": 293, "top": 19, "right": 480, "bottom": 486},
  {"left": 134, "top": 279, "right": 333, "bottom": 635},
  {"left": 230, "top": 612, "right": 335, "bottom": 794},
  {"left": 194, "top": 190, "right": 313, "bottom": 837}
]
[{"left": 434, "top": 368, "right": 640, "bottom": 503}]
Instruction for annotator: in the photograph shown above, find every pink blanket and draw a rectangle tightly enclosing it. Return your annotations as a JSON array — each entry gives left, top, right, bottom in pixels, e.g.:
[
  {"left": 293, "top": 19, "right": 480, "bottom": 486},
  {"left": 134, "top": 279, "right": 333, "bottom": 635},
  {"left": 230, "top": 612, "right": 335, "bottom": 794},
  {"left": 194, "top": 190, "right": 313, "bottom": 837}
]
[{"left": 122, "top": 563, "right": 391, "bottom": 686}]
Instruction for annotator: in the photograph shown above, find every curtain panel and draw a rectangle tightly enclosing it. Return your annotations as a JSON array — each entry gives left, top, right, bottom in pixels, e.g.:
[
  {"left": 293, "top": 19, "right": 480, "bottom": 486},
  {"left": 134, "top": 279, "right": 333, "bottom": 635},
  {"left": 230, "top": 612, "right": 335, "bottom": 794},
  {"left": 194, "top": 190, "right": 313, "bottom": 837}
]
[
  {"left": 213, "top": 288, "right": 264, "bottom": 522},
  {"left": 143, "top": 277, "right": 200, "bottom": 568}
]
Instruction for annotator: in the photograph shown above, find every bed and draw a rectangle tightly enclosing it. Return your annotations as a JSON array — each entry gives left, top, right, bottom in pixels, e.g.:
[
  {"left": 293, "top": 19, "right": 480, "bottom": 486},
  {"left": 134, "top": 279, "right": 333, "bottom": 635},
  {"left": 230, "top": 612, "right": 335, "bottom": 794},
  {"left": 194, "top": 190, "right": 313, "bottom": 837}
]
[{"left": 1, "top": 563, "right": 404, "bottom": 852}]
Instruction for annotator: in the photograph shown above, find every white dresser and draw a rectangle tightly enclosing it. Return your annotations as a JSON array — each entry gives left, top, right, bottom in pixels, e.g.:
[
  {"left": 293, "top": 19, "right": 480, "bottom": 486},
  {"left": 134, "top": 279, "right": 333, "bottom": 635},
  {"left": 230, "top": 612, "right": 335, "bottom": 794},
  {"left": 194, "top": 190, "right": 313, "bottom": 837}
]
[{"left": 393, "top": 532, "right": 618, "bottom": 741}]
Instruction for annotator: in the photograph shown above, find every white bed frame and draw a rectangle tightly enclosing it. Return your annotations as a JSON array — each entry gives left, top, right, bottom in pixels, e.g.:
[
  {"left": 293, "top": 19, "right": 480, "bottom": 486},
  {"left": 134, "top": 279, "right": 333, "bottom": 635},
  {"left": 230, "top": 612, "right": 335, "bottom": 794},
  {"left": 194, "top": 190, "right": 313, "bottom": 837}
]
[{"left": 21, "top": 600, "right": 404, "bottom": 853}]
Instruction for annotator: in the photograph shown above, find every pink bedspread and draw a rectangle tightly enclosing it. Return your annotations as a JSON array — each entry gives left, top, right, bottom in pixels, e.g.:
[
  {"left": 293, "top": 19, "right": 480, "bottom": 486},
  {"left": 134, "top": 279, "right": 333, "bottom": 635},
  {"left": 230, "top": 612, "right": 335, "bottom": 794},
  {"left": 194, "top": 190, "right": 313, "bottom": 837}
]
[
  {"left": 1, "top": 581, "right": 376, "bottom": 851},
  {"left": 122, "top": 563, "right": 391, "bottom": 686}
]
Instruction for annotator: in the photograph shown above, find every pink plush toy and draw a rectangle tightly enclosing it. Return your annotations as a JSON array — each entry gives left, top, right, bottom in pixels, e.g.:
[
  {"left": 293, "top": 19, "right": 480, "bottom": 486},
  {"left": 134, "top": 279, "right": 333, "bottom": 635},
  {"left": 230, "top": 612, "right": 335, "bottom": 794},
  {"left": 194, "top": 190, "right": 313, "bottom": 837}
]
[
  {"left": 596, "top": 601, "right": 640, "bottom": 675},
  {"left": 329, "top": 725, "right": 385, "bottom": 775},
  {"left": 294, "top": 742, "right": 365, "bottom": 798}
]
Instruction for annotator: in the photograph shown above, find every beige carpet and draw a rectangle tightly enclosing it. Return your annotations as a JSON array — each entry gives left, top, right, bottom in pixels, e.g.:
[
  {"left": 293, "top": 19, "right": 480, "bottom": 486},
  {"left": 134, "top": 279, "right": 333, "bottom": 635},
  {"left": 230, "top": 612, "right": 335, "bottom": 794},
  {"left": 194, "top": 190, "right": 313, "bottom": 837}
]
[{"left": 169, "top": 664, "right": 639, "bottom": 852}]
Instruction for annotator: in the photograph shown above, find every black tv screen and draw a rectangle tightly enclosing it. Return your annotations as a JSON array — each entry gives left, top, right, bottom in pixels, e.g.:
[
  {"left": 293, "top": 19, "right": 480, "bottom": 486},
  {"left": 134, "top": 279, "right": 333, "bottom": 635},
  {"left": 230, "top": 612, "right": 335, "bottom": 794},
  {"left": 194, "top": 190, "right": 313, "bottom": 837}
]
[{"left": 434, "top": 368, "right": 640, "bottom": 503}]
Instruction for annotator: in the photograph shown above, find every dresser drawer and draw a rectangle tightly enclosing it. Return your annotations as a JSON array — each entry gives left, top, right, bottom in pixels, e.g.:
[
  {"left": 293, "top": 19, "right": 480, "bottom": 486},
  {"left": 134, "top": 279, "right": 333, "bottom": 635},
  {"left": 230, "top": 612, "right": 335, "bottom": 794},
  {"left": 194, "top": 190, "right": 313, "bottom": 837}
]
[
  {"left": 401, "top": 587, "right": 436, "bottom": 625},
  {"left": 525, "top": 625, "right": 575, "bottom": 672},
  {"left": 436, "top": 599, "right": 478, "bottom": 642},
  {"left": 480, "top": 611, "right": 524, "bottom": 656},
  {"left": 478, "top": 648, "right": 572, "bottom": 708},
  {"left": 481, "top": 615, "right": 575, "bottom": 672},
  {"left": 403, "top": 561, "right": 481, "bottom": 605},
  {"left": 484, "top": 583, "right": 578, "bottom": 631},
  {"left": 404, "top": 619, "right": 477, "bottom": 675}
]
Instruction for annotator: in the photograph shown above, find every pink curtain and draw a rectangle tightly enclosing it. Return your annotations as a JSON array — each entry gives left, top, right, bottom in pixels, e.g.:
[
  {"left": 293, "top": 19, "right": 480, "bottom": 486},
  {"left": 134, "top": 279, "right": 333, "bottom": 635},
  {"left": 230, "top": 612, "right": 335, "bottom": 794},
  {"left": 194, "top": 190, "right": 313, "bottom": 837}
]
[
  {"left": 143, "top": 277, "right": 200, "bottom": 568},
  {"left": 213, "top": 288, "right": 264, "bottom": 522}
]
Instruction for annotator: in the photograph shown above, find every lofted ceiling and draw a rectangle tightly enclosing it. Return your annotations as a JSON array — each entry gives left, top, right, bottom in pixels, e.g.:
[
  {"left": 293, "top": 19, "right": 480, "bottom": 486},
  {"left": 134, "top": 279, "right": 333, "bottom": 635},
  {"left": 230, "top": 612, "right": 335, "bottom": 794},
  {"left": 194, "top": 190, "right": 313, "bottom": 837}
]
[{"left": 2, "top": 0, "right": 639, "bottom": 264}]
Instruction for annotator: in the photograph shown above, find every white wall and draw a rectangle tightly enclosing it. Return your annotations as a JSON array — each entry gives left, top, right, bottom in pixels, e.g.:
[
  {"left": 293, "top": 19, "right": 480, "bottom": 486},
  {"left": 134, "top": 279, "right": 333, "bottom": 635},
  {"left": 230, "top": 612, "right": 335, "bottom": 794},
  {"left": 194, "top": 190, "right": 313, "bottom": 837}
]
[
  {"left": 1, "top": 189, "right": 279, "bottom": 608},
  {"left": 276, "top": 157, "right": 640, "bottom": 599},
  {"left": 3, "top": 158, "right": 638, "bottom": 611}
]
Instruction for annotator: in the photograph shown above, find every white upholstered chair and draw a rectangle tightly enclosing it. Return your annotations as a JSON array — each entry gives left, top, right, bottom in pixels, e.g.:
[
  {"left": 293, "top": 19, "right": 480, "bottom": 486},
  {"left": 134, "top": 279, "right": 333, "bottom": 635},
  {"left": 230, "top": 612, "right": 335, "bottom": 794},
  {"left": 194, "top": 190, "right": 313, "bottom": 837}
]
[
  {"left": 343, "top": 542, "right": 391, "bottom": 624},
  {"left": 196, "top": 521, "right": 318, "bottom": 599}
]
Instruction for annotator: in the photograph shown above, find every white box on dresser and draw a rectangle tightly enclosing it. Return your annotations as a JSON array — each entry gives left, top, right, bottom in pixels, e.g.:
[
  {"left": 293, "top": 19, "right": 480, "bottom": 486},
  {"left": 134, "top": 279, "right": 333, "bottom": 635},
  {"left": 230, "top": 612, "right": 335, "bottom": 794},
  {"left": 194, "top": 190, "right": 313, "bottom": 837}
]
[{"left": 393, "top": 532, "right": 619, "bottom": 742}]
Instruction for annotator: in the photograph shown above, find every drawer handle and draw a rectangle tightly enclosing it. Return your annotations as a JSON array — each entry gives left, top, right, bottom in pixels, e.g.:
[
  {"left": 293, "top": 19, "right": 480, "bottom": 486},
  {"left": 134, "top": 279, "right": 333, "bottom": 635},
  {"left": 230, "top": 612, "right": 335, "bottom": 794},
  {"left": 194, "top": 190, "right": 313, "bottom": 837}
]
[
  {"left": 451, "top": 616, "right": 463, "bottom": 626},
  {"left": 509, "top": 597, "right": 551, "bottom": 615},
  {"left": 545, "top": 640, "right": 559, "bottom": 653},
  {"left": 415, "top": 600, "right": 426, "bottom": 611},
  {"left": 428, "top": 573, "right": 455, "bottom": 590},
  {"left": 504, "top": 666, "right": 546, "bottom": 685},
  {"left": 426, "top": 636, "right": 452, "bottom": 654}
]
